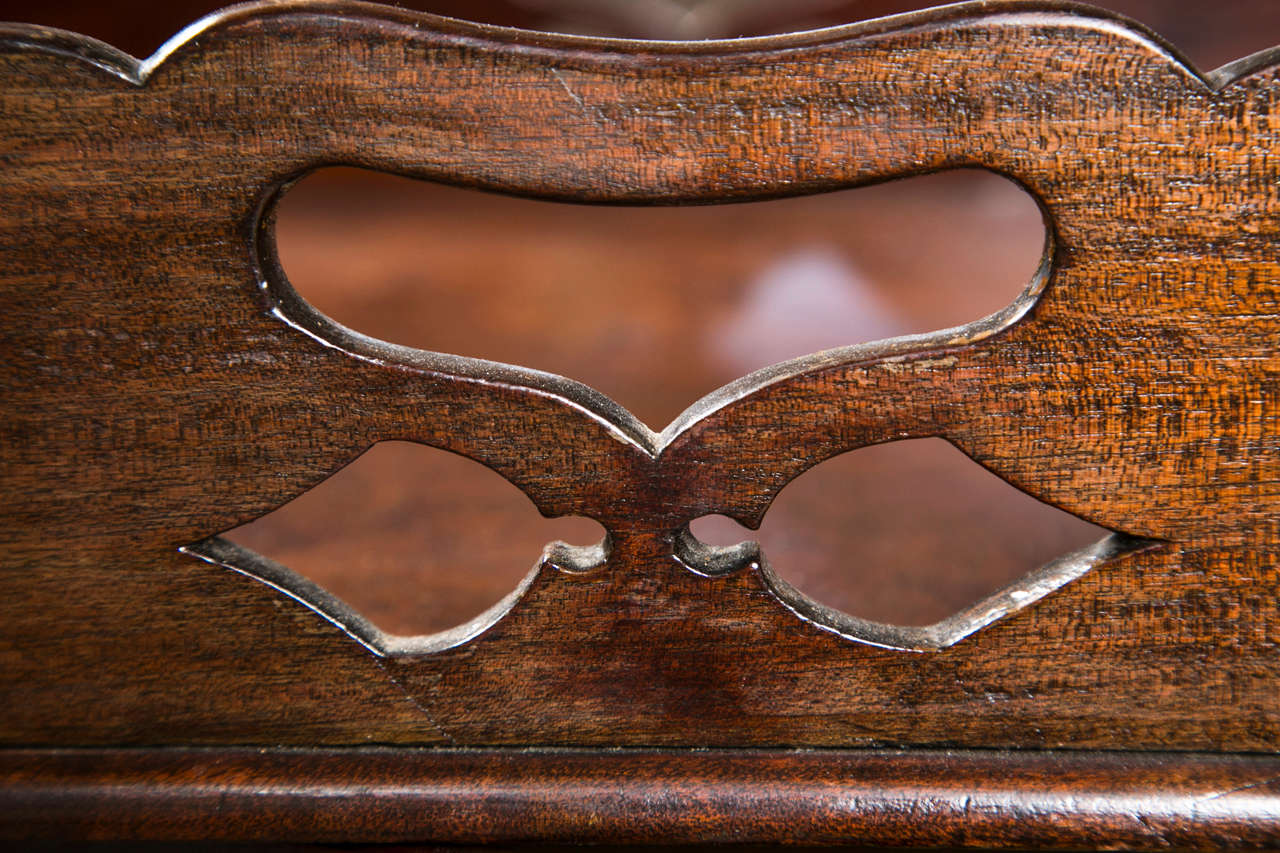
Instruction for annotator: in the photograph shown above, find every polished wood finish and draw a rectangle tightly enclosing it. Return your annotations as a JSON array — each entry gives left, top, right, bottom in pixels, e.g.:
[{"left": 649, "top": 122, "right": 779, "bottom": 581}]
[
  {"left": 5, "top": 748, "right": 1280, "bottom": 848},
  {"left": 3, "top": 0, "right": 1280, "bottom": 844}
]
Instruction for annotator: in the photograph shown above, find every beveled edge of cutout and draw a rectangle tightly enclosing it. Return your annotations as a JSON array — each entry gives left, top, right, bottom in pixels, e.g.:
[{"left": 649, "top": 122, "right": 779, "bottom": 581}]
[
  {"left": 658, "top": 189, "right": 1054, "bottom": 448},
  {"left": 674, "top": 525, "right": 1161, "bottom": 651},
  {"left": 254, "top": 179, "right": 661, "bottom": 456},
  {"left": 181, "top": 535, "right": 607, "bottom": 656},
  {"left": 188, "top": 527, "right": 1154, "bottom": 657},
  {"left": 759, "top": 532, "right": 1163, "bottom": 651},
  {"left": 257, "top": 164, "right": 1053, "bottom": 463}
]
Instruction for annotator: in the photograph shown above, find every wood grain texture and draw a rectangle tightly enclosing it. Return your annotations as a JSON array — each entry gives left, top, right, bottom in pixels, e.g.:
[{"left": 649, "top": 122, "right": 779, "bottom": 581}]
[
  {"left": 2, "top": 0, "right": 1279, "bottom": 763},
  {"left": 5, "top": 747, "right": 1280, "bottom": 848}
]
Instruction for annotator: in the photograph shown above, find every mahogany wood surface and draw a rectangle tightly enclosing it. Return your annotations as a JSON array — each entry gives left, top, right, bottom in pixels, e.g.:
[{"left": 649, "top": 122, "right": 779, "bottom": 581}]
[
  {"left": 5, "top": 747, "right": 1280, "bottom": 848},
  {"left": 3, "top": 0, "right": 1280, "bottom": 845}
]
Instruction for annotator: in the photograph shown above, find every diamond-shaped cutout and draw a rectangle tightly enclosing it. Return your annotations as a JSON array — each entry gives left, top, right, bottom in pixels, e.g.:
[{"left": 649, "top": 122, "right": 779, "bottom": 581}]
[
  {"left": 689, "top": 438, "right": 1134, "bottom": 646},
  {"left": 204, "top": 441, "right": 604, "bottom": 641}
]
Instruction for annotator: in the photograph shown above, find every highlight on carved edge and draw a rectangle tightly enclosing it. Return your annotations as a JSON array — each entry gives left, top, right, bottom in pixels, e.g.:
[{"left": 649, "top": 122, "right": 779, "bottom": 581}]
[
  {"left": 683, "top": 439, "right": 1132, "bottom": 650},
  {"left": 184, "top": 442, "right": 608, "bottom": 655},
  {"left": 269, "top": 168, "right": 1049, "bottom": 430}
]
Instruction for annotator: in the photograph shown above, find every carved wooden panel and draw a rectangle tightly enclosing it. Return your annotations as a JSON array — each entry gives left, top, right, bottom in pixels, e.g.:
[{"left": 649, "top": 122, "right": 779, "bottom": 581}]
[{"left": 2, "top": 0, "right": 1280, "bottom": 844}]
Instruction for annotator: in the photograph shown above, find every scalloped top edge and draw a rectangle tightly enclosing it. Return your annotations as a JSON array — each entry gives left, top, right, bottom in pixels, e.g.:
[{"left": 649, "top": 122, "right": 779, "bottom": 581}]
[{"left": 3, "top": 0, "right": 1271, "bottom": 93}]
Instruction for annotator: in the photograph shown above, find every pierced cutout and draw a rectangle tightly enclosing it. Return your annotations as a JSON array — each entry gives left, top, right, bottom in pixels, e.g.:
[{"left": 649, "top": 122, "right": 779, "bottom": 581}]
[
  {"left": 273, "top": 167, "right": 1047, "bottom": 429},
  {"left": 689, "top": 439, "right": 1115, "bottom": 631},
  {"left": 217, "top": 441, "right": 605, "bottom": 638}
]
